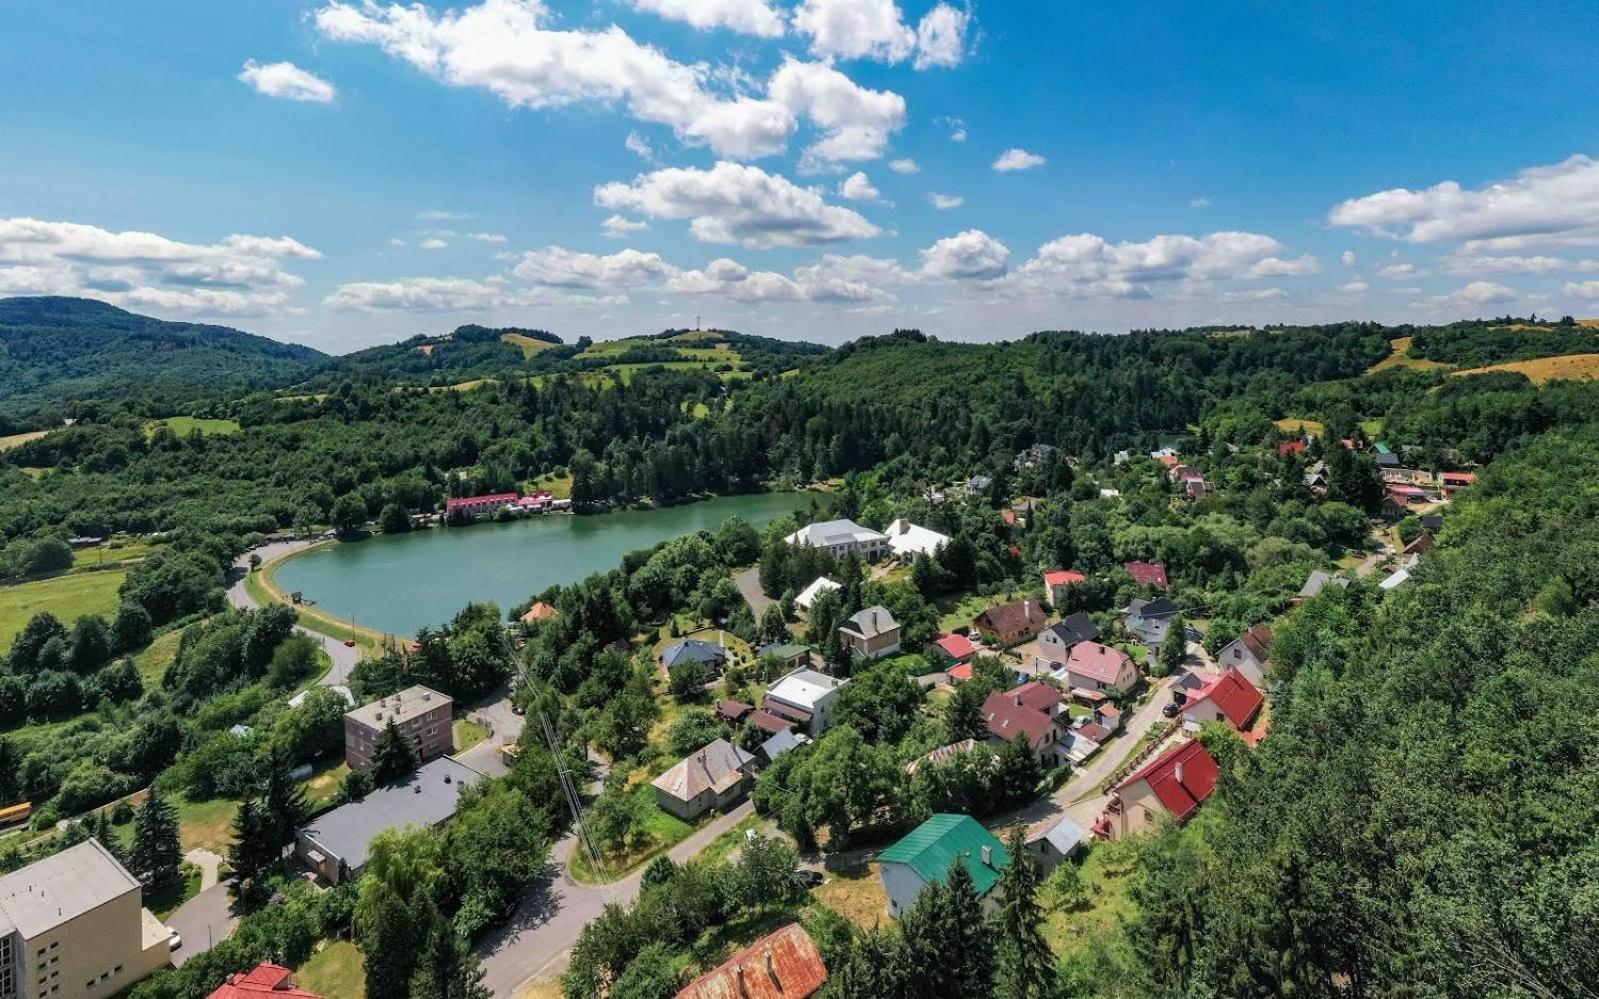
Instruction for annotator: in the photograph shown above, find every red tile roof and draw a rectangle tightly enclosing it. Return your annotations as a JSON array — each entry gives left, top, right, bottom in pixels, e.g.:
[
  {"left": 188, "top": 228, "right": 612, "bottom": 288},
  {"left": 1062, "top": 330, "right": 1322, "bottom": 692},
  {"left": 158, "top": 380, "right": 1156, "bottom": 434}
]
[
  {"left": 933, "top": 633, "right": 977, "bottom": 660},
  {"left": 1157, "top": 453, "right": 1182, "bottom": 468},
  {"left": 1043, "top": 569, "right": 1087, "bottom": 588},
  {"left": 1064, "top": 642, "right": 1135, "bottom": 686},
  {"left": 444, "top": 492, "right": 520, "bottom": 512},
  {"left": 206, "top": 965, "right": 322, "bottom": 999},
  {"left": 1278, "top": 440, "right": 1307, "bottom": 456},
  {"left": 981, "top": 683, "right": 1063, "bottom": 751},
  {"left": 1075, "top": 721, "right": 1112, "bottom": 743},
  {"left": 519, "top": 601, "right": 557, "bottom": 624},
  {"left": 1442, "top": 471, "right": 1476, "bottom": 484},
  {"left": 676, "top": 923, "right": 828, "bottom": 999},
  {"left": 1185, "top": 667, "right": 1264, "bottom": 729},
  {"left": 1123, "top": 560, "right": 1169, "bottom": 588},
  {"left": 1116, "top": 740, "right": 1218, "bottom": 823},
  {"left": 947, "top": 662, "right": 975, "bottom": 683}
]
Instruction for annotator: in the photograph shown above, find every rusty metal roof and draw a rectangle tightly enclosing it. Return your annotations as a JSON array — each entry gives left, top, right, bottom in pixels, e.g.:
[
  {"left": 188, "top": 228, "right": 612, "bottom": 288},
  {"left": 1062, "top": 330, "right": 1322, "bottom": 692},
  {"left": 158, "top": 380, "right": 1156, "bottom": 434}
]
[{"left": 675, "top": 923, "right": 827, "bottom": 999}]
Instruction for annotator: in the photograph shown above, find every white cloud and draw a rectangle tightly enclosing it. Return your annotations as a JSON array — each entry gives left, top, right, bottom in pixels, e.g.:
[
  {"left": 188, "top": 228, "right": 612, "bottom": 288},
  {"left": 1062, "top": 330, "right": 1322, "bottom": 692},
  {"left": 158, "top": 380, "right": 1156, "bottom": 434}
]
[
  {"left": 1329, "top": 154, "right": 1599, "bottom": 249},
  {"left": 325, "top": 276, "right": 512, "bottom": 311},
  {"left": 513, "top": 246, "right": 677, "bottom": 287},
  {"left": 238, "top": 60, "right": 337, "bottom": 103},
  {"left": 1566, "top": 280, "right": 1599, "bottom": 299},
  {"left": 792, "top": 0, "right": 915, "bottom": 63},
  {"left": 1339, "top": 280, "right": 1369, "bottom": 293},
  {"left": 1222, "top": 288, "right": 1288, "bottom": 302},
  {"left": 1341, "top": 250, "right": 1357, "bottom": 266},
  {"left": 992, "top": 148, "right": 1046, "bottom": 172},
  {"left": 0, "top": 217, "right": 319, "bottom": 316},
  {"left": 418, "top": 208, "right": 472, "bottom": 221},
  {"left": 1377, "top": 262, "right": 1420, "bottom": 279},
  {"left": 1441, "top": 253, "right": 1599, "bottom": 275},
  {"left": 1247, "top": 255, "right": 1322, "bottom": 278},
  {"left": 913, "top": 3, "right": 970, "bottom": 69},
  {"left": 419, "top": 237, "right": 449, "bottom": 250},
  {"left": 1009, "top": 230, "right": 1288, "bottom": 299},
  {"left": 669, "top": 251, "right": 912, "bottom": 304},
  {"left": 602, "top": 214, "right": 651, "bottom": 238},
  {"left": 1189, "top": 197, "right": 1212, "bottom": 209},
  {"left": 920, "top": 229, "right": 1010, "bottom": 280},
  {"left": 629, "top": 0, "right": 784, "bottom": 37},
  {"left": 768, "top": 59, "right": 907, "bottom": 167},
  {"left": 1415, "top": 281, "right": 1518, "bottom": 311},
  {"left": 594, "top": 161, "right": 880, "bottom": 248},
  {"left": 625, "top": 130, "right": 655, "bottom": 162},
  {"left": 937, "top": 116, "right": 966, "bottom": 142},
  {"left": 888, "top": 158, "right": 919, "bottom": 174},
  {"left": 468, "top": 232, "right": 507, "bottom": 243},
  {"left": 930, "top": 193, "right": 964, "bottom": 209},
  {"left": 839, "top": 171, "right": 880, "bottom": 201},
  {"left": 668, "top": 258, "right": 802, "bottom": 302}
]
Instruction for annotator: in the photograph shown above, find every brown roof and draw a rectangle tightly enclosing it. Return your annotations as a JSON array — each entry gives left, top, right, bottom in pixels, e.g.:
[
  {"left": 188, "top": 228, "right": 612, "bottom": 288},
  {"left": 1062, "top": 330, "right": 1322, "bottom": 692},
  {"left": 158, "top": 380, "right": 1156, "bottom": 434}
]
[
  {"left": 747, "top": 709, "right": 793, "bottom": 735},
  {"left": 519, "top": 601, "right": 557, "bottom": 624},
  {"left": 676, "top": 923, "right": 827, "bottom": 999},
  {"left": 717, "top": 700, "right": 754, "bottom": 723},
  {"left": 981, "top": 688, "right": 1060, "bottom": 751},
  {"left": 652, "top": 740, "right": 754, "bottom": 802},
  {"left": 1237, "top": 623, "right": 1273, "bottom": 662},
  {"left": 974, "top": 598, "right": 1047, "bottom": 636}
]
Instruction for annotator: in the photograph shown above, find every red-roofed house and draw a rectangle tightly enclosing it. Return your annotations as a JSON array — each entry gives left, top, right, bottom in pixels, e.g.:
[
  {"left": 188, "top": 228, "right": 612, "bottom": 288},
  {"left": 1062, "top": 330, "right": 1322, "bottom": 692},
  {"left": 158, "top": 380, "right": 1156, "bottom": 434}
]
[
  {"left": 1099, "top": 740, "right": 1219, "bottom": 840},
  {"left": 931, "top": 633, "right": 977, "bottom": 665},
  {"left": 1061, "top": 642, "right": 1139, "bottom": 694},
  {"left": 519, "top": 601, "right": 557, "bottom": 626},
  {"left": 1441, "top": 470, "right": 1476, "bottom": 495},
  {"left": 444, "top": 492, "right": 520, "bottom": 517},
  {"left": 676, "top": 923, "right": 828, "bottom": 999},
  {"left": 947, "top": 662, "right": 975, "bottom": 684},
  {"left": 1157, "top": 452, "right": 1182, "bottom": 469},
  {"left": 1180, "top": 667, "right": 1264, "bottom": 732},
  {"left": 1043, "top": 569, "right": 1087, "bottom": 605},
  {"left": 206, "top": 964, "right": 322, "bottom": 999},
  {"left": 1123, "top": 561, "right": 1169, "bottom": 589},
  {"left": 981, "top": 682, "right": 1070, "bottom": 764},
  {"left": 1278, "top": 440, "right": 1307, "bottom": 457}
]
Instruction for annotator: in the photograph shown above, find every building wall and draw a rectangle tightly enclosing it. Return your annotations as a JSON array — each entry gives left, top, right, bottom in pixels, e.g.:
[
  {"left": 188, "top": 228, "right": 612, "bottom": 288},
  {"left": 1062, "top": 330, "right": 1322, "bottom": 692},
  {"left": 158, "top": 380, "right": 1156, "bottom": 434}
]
[
  {"left": 344, "top": 701, "right": 455, "bottom": 771},
  {"left": 844, "top": 629, "right": 902, "bottom": 660},
  {"left": 653, "top": 778, "right": 749, "bottom": 822},
  {"left": 880, "top": 862, "right": 926, "bottom": 919},
  {"left": 1110, "top": 782, "right": 1166, "bottom": 840},
  {"left": 295, "top": 833, "right": 344, "bottom": 884},
  {"left": 7, "top": 890, "right": 169, "bottom": 999}
]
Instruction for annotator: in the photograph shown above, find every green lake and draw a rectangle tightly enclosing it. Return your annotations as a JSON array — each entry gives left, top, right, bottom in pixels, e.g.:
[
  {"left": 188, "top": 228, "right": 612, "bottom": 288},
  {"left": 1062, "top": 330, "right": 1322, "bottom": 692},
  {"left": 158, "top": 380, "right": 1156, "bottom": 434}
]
[{"left": 273, "top": 492, "right": 812, "bottom": 636}]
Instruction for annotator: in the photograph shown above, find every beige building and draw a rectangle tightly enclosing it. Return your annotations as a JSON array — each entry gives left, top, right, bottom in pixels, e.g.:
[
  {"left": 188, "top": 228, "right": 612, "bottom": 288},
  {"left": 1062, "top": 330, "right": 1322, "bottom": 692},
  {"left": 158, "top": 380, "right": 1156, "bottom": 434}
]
[
  {"left": 651, "top": 739, "right": 756, "bottom": 821},
  {"left": 0, "top": 840, "right": 170, "bottom": 999},
  {"left": 343, "top": 685, "right": 454, "bottom": 771}
]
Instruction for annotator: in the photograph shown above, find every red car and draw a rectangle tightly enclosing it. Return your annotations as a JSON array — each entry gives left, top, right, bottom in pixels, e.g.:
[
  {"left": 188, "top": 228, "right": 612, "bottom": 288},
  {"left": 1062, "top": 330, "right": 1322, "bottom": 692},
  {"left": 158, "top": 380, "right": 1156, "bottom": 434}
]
[{"left": 343, "top": 639, "right": 357, "bottom": 648}]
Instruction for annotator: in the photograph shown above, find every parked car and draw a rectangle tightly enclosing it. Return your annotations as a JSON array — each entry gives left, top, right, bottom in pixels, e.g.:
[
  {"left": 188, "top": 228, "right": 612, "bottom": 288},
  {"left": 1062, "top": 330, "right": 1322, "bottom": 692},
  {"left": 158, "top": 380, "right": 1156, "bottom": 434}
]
[
  {"left": 167, "top": 928, "right": 182, "bottom": 951},
  {"left": 1161, "top": 702, "right": 1181, "bottom": 719},
  {"left": 793, "top": 869, "right": 825, "bottom": 888}
]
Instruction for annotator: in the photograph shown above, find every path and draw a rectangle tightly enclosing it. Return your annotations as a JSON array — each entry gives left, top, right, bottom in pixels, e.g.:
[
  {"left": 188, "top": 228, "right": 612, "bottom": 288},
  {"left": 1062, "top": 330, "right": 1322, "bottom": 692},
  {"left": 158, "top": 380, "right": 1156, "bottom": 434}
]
[
  {"left": 165, "top": 882, "right": 240, "bottom": 967},
  {"left": 227, "top": 542, "right": 360, "bottom": 692},
  {"left": 455, "top": 696, "right": 526, "bottom": 778},
  {"left": 733, "top": 566, "right": 773, "bottom": 618},
  {"left": 479, "top": 801, "right": 756, "bottom": 997},
  {"left": 185, "top": 848, "right": 224, "bottom": 891}
]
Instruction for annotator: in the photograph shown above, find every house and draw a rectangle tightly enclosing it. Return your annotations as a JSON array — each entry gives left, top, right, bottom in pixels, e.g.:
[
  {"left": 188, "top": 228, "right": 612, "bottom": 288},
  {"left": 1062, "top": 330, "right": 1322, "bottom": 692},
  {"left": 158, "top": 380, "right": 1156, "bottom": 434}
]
[
  {"left": 1379, "top": 555, "right": 1419, "bottom": 591},
  {"left": 838, "top": 606, "right": 902, "bottom": 660},
  {"left": 1180, "top": 473, "right": 1214, "bottom": 500},
  {"left": 1278, "top": 439, "right": 1307, "bottom": 457},
  {"left": 1123, "top": 560, "right": 1170, "bottom": 589},
  {"left": 717, "top": 700, "right": 754, "bottom": 725},
  {"left": 878, "top": 814, "right": 1010, "bottom": 918},
  {"left": 297, "top": 757, "right": 485, "bottom": 883},
  {"left": 1024, "top": 815, "right": 1086, "bottom": 875},
  {"left": 444, "top": 492, "right": 520, "bottom": 517},
  {"left": 518, "top": 601, "right": 557, "bottom": 626},
  {"left": 967, "top": 474, "right": 993, "bottom": 493},
  {"left": 1037, "top": 612, "right": 1102, "bottom": 665},
  {"left": 904, "top": 738, "right": 981, "bottom": 777},
  {"left": 746, "top": 709, "right": 794, "bottom": 736},
  {"left": 930, "top": 633, "right": 977, "bottom": 665},
  {"left": 343, "top": 685, "right": 454, "bottom": 771},
  {"left": 947, "top": 662, "right": 975, "bottom": 684},
  {"left": 1059, "top": 722, "right": 1110, "bottom": 763},
  {"left": 1304, "top": 461, "right": 1329, "bottom": 493},
  {"left": 757, "top": 642, "right": 812, "bottom": 671},
  {"left": 1441, "top": 470, "right": 1476, "bottom": 495},
  {"left": 758, "top": 729, "right": 803, "bottom": 765},
  {"left": 207, "top": 964, "right": 322, "bottom": 998},
  {"left": 981, "top": 682, "right": 1070, "bottom": 764},
  {"left": 652, "top": 739, "right": 756, "bottom": 821},
  {"left": 765, "top": 668, "right": 848, "bottom": 734},
  {"left": 794, "top": 576, "right": 841, "bottom": 612},
  {"left": 662, "top": 639, "right": 729, "bottom": 678},
  {"left": 1213, "top": 624, "right": 1273, "bottom": 687},
  {"left": 973, "top": 598, "right": 1048, "bottom": 646},
  {"left": 1181, "top": 667, "right": 1264, "bottom": 732},
  {"left": 1014, "top": 442, "right": 1060, "bottom": 469},
  {"left": 1095, "top": 702, "right": 1122, "bottom": 732},
  {"left": 675, "top": 923, "right": 827, "bottom": 999},
  {"left": 1061, "top": 642, "right": 1139, "bottom": 694},
  {"left": 784, "top": 519, "right": 890, "bottom": 560},
  {"left": 1043, "top": 569, "right": 1087, "bottom": 606},
  {"left": 884, "top": 519, "right": 951, "bottom": 563},
  {"left": 0, "top": 840, "right": 172, "bottom": 999},
  {"left": 1295, "top": 569, "right": 1349, "bottom": 603},
  {"left": 1125, "top": 597, "right": 1179, "bottom": 648},
  {"left": 1097, "top": 740, "right": 1219, "bottom": 841}
]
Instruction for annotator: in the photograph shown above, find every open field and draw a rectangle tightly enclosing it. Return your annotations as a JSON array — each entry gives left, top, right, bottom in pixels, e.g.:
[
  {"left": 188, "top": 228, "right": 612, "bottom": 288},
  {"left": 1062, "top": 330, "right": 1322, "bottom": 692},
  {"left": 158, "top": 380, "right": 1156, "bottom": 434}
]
[
  {"left": 502, "top": 332, "right": 559, "bottom": 358},
  {"left": 1450, "top": 352, "right": 1599, "bottom": 384},
  {"left": 135, "top": 627, "right": 186, "bottom": 686},
  {"left": 1274, "top": 417, "right": 1326, "bottom": 436},
  {"left": 0, "top": 569, "right": 127, "bottom": 651},
  {"left": 568, "top": 784, "right": 694, "bottom": 884},
  {"left": 145, "top": 416, "right": 241, "bottom": 438},
  {"left": 812, "top": 862, "right": 889, "bottom": 930},
  {"left": 1367, "top": 336, "right": 1453, "bottom": 374},
  {"left": 1041, "top": 839, "right": 1141, "bottom": 970},
  {"left": 0, "top": 430, "right": 50, "bottom": 451},
  {"left": 298, "top": 940, "right": 365, "bottom": 999}
]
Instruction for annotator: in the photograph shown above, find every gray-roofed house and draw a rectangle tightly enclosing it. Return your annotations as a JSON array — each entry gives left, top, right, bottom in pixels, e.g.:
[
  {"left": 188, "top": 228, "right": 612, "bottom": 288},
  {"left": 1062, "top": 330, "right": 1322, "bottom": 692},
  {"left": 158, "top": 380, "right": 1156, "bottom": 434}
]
[
  {"left": 838, "top": 605, "right": 902, "bottom": 660},
  {"left": 1295, "top": 569, "right": 1350, "bottom": 602},
  {"left": 1037, "top": 612, "right": 1102, "bottom": 665},
  {"left": 296, "top": 756, "right": 485, "bottom": 883},
  {"left": 661, "top": 638, "right": 729, "bottom": 677},
  {"left": 1024, "top": 815, "right": 1086, "bottom": 875},
  {"left": 1125, "top": 597, "right": 1179, "bottom": 647},
  {"left": 0, "top": 840, "right": 171, "bottom": 999},
  {"left": 759, "top": 728, "right": 803, "bottom": 765},
  {"left": 652, "top": 739, "right": 756, "bottom": 821},
  {"left": 784, "top": 519, "right": 890, "bottom": 560}
]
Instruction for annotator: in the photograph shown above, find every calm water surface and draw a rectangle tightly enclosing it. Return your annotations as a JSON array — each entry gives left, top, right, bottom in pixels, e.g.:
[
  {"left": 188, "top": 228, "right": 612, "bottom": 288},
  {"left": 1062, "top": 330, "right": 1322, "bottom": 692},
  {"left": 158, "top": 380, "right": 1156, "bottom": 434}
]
[{"left": 274, "top": 492, "right": 809, "bottom": 636}]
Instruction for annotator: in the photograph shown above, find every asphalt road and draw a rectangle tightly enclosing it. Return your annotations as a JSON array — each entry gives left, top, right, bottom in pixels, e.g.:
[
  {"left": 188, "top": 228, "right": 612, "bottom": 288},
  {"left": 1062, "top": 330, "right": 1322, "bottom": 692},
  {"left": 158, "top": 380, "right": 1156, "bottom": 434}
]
[
  {"left": 227, "top": 542, "right": 359, "bottom": 691},
  {"left": 166, "top": 882, "right": 240, "bottom": 967}
]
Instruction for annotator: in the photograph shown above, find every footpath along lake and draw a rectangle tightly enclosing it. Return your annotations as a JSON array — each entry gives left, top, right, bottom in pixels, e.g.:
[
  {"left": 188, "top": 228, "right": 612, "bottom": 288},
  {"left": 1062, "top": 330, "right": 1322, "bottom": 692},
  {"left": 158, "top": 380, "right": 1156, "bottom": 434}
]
[{"left": 272, "top": 491, "right": 810, "bottom": 636}]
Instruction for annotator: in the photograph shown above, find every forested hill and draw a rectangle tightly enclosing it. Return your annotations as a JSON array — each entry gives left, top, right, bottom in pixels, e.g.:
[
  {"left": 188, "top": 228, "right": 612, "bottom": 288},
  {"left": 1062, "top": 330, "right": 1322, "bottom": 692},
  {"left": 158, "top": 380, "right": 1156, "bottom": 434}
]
[
  {"left": 296, "top": 323, "right": 564, "bottom": 390},
  {"left": 0, "top": 297, "right": 325, "bottom": 428}
]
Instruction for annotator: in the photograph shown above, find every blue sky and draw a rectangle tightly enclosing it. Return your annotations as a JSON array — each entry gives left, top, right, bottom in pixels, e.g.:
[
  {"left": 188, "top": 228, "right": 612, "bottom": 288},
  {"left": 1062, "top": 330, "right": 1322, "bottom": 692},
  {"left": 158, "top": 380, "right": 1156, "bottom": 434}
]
[{"left": 4, "top": 0, "right": 1599, "bottom": 352}]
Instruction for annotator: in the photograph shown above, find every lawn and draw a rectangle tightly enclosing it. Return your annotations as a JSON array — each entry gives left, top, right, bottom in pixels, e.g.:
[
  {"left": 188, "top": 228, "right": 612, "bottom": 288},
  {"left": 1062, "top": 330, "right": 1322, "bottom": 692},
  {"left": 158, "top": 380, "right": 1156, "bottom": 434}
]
[
  {"left": 1041, "top": 839, "right": 1141, "bottom": 968},
  {"left": 0, "top": 569, "right": 127, "bottom": 652},
  {"left": 936, "top": 588, "right": 1027, "bottom": 635},
  {"left": 812, "top": 862, "right": 888, "bottom": 930},
  {"left": 568, "top": 785, "right": 694, "bottom": 885},
  {"left": 135, "top": 627, "right": 187, "bottom": 686},
  {"left": 302, "top": 758, "right": 351, "bottom": 811},
  {"left": 146, "top": 862, "right": 203, "bottom": 919},
  {"left": 528, "top": 470, "right": 574, "bottom": 499},
  {"left": 176, "top": 796, "right": 240, "bottom": 855},
  {"left": 501, "top": 332, "right": 559, "bottom": 358},
  {"left": 297, "top": 940, "right": 365, "bottom": 999},
  {"left": 1273, "top": 417, "right": 1327, "bottom": 436},
  {"left": 1450, "top": 352, "right": 1599, "bottom": 384},
  {"left": 454, "top": 717, "right": 491, "bottom": 753},
  {"left": 145, "top": 417, "right": 241, "bottom": 438},
  {"left": 74, "top": 538, "right": 163, "bottom": 568},
  {"left": 1366, "top": 336, "right": 1452, "bottom": 375},
  {"left": 0, "top": 429, "right": 50, "bottom": 451}
]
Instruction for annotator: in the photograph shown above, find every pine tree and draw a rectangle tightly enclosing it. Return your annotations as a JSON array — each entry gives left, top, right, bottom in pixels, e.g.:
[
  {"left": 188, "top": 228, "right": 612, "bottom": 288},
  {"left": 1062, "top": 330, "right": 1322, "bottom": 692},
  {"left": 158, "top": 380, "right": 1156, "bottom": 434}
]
[
  {"left": 1159, "top": 615, "right": 1188, "bottom": 675},
  {"left": 228, "top": 799, "right": 274, "bottom": 886},
  {"left": 993, "top": 828, "right": 1056, "bottom": 999},
  {"left": 370, "top": 716, "right": 420, "bottom": 785},
  {"left": 409, "top": 909, "right": 491, "bottom": 999},
  {"left": 902, "top": 863, "right": 995, "bottom": 996},
  {"left": 129, "top": 788, "right": 182, "bottom": 886},
  {"left": 262, "top": 749, "right": 309, "bottom": 851},
  {"left": 821, "top": 926, "right": 913, "bottom": 997}
]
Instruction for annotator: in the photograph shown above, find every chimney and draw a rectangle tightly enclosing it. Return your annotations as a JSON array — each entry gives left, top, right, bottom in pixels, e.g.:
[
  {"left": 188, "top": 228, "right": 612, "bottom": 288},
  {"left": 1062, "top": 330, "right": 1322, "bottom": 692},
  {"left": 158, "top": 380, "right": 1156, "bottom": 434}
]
[
  {"left": 981, "top": 845, "right": 993, "bottom": 867},
  {"left": 1174, "top": 762, "right": 1185, "bottom": 785}
]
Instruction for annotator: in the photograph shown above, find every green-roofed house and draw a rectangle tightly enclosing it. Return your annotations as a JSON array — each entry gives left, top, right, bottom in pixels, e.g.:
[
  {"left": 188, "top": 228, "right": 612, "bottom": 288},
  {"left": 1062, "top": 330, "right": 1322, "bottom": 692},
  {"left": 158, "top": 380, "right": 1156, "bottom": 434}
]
[{"left": 877, "top": 813, "right": 1010, "bottom": 918}]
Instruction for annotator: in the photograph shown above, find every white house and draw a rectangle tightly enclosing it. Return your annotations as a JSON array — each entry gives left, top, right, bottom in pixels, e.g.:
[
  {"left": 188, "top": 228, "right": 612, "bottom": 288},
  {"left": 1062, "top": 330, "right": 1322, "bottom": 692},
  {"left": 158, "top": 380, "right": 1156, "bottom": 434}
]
[
  {"left": 794, "top": 576, "right": 841, "bottom": 612},
  {"left": 878, "top": 814, "right": 1009, "bottom": 918},
  {"left": 883, "top": 518, "right": 951, "bottom": 563},
  {"left": 1024, "top": 815, "right": 1086, "bottom": 875},
  {"left": 764, "top": 667, "right": 849, "bottom": 734},
  {"left": 784, "top": 519, "right": 890, "bottom": 560}
]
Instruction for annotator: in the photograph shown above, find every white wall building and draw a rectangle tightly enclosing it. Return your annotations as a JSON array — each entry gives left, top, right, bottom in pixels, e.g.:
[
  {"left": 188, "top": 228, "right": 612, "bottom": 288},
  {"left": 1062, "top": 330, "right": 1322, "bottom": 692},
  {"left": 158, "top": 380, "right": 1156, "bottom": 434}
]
[{"left": 784, "top": 519, "right": 889, "bottom": 560}]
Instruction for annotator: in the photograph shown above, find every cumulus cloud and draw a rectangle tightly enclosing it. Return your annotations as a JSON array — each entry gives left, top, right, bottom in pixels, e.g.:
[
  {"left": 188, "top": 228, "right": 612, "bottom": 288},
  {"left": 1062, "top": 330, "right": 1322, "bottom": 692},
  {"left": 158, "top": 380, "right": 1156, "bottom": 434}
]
[
  {"left": 930, "top": 193, "right": 964, "bottom": 209},
  {"left": 920, "top": 229, "right": 1010, "bottom": 280},
  {"left": 602, "top": 214, "right": 651, "bottom": 238},
  {"left": 1566, "top": 280, "right": 1599, "bottom": 299},
  {"left": 629, "top": 0, "right": 784, "bottom": 37},
  {"left": 1222, "top": 288, "right": 1288, "bottom": 302},
  {"left": 238, "top": 60, "right": 337, "bottom": 103},
  {"left": 1441, "top": 253, "right": 1599, "bottom": 275},
  {"left": 594, "top": 161, "right": 879, "bottom": 248},
  {"left": 839, "top": 171, "right": 880, "bottom": 201},
  {"left": 888, "top": 158, "right": 919, "bottom": 174},
  {"left": 325, "top": 276, "right": 512, "bottom": 311},
  {"left": 768, "top": 58, "right": 907, "bottom": 166},
  {"left": 1247, "top": 255, "right": 1322, "bottom": 278},
  {"left": 912, "top": 3, "right": 970, "bottom": 69},
  {"left": 1007, "top": 230, "right": 1290, "bottom": 299},
  {"left": 668, "top": 251, "right": 912, "bottom": 304},
  {"left": 792, "top": 0, "right": 915, "bottom": 63},
  {"left": 625, "top": 130, "right": 655, "bottom": 162},
  {"left": 512, "top": 246, "right": 676, "bottom": 288},
  {"left": 0, "top": 217, "right": 319, "bottom": 316},
  {"left": 1338, "top": 280, "right": 1369, "bottom": 293},
  {"left": 1341, "top": 250, "right": 1357, "bottom": 266},
  {"left": 1329, "top": 154, "right": 1599, "bottom": 249},
  {"left": 419, "top": 237, "right": 449, "bottom": 250},
  {"left": 992, "top": 148, "right": 1045, "bottom": 172},
  {"left": 1377, "top": 262, "right": 1420, "bottom": 279},
  {"left": 1415, "top": 281, "right": 1518, "bottom": 311}
]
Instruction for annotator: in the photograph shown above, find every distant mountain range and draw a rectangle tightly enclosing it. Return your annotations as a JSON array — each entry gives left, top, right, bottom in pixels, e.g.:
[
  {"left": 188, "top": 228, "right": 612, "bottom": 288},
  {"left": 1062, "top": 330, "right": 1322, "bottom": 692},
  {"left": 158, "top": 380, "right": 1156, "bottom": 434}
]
[{"left": 0, "top": 297, "right": 326, "bottom": 425}]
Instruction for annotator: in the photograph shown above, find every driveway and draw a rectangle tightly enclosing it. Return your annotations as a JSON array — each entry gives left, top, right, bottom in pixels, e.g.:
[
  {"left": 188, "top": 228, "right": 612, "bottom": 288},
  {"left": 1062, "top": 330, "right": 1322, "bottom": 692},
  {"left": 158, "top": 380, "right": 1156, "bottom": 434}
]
[
  {"left": 478, "top": 801, "right": 755, "bottom": 997},
  {"left": 455, "top": 696, "right": 525, "bottom": 778},
  {"left": 733, "top": 566, "right": 773, "bottom": 618},
  {"left": 227, "top": 544, "right": 360, "bottom": 691},
  {"left": 166, "top": 882, "right": 240, "bottom": 966}
]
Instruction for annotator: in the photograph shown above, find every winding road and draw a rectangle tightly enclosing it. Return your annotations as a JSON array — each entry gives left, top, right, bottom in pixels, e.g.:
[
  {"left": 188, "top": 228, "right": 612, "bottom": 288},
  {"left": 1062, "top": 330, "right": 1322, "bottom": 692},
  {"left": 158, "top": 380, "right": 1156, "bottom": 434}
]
[{"left": 226, "top": 541, "right": 359, "bottom": 692}]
